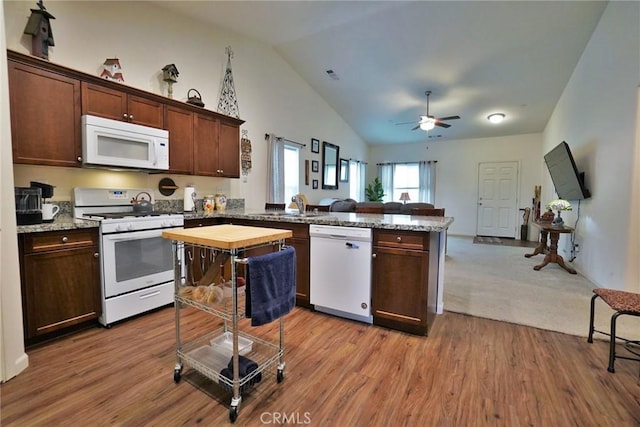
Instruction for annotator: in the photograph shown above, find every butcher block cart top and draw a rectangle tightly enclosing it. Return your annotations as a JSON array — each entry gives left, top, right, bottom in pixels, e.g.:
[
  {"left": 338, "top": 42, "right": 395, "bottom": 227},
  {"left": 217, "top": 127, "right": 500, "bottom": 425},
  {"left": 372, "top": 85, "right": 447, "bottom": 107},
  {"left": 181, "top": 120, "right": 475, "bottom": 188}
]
[{"left": 162, "top": 223, "right": 293, "bottom": 249}]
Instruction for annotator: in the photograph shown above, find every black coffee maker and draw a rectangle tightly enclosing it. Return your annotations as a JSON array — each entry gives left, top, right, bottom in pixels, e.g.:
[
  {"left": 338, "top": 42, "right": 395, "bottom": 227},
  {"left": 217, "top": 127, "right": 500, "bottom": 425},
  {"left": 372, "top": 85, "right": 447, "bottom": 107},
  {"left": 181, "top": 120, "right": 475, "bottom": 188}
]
[
  {"left": 15, "top": 187, "right": 42, "bottom": 225},
  {"left": 15, "top": 181, "right": 55, "bottom": 225}
]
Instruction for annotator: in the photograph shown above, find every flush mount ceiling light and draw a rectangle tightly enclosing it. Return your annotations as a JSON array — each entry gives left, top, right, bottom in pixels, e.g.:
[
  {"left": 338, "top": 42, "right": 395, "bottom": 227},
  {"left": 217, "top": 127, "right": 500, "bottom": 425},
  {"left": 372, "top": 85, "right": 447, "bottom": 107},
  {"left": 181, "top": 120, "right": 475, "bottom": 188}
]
[{"left": 487, "top": 113, "right": 505, "bottom": 124}]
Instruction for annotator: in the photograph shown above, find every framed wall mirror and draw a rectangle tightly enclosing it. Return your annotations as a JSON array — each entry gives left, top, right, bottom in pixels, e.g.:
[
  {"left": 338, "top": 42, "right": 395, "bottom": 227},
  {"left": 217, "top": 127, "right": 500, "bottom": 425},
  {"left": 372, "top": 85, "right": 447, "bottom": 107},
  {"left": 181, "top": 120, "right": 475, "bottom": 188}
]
[
  {"left": 322, "top": 141, "right": 339, "bottom": 190},
  {"left": 339, "top": 158, "right": 349, "bottom": 182}
]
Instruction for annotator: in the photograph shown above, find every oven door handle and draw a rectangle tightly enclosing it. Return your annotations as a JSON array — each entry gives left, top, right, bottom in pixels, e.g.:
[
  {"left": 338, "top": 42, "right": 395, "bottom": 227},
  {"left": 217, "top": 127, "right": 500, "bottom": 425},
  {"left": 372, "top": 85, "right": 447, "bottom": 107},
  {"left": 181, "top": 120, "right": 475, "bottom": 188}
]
[
  {"left": 139, "top": 290, "right": 161, "bottom": 300},
  {"left": 103, "top": 228, "right": 176, "bottom": 241}
]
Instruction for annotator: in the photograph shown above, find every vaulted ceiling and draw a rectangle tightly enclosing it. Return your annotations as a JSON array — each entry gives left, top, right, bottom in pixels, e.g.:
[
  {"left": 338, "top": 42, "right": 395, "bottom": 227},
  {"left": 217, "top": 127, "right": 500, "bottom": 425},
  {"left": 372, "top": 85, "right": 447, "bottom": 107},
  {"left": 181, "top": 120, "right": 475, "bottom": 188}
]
[{"left": 152, "top": 1, "right": 608, "bottom": 145}]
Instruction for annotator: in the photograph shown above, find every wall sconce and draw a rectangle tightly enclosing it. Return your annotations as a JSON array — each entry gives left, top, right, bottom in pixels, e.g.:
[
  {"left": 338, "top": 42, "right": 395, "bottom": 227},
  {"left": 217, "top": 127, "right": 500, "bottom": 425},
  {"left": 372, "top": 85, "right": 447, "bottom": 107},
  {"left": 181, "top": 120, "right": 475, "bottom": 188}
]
[
  {"left": 400, "top": 192, "right": 411, "bottom": 204},
  {"left": 487, "top": 113, "right": 505, "bottom": 124}
]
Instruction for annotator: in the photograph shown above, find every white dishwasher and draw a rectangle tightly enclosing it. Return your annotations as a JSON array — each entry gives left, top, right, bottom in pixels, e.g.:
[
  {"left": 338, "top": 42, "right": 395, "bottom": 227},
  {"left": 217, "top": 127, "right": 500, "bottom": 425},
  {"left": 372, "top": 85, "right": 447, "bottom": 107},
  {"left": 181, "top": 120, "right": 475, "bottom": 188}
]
[{"left": 309, "top": 224, "right": 372, "bottom": 324}]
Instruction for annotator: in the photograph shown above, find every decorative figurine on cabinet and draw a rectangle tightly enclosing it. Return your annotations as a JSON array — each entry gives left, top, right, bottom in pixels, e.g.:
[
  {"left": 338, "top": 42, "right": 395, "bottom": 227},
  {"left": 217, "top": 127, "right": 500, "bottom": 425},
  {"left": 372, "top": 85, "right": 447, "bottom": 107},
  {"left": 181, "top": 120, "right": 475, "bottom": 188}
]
[
  {"left": 162, "top": 64, "right": 179, "bottom": 98},
  {"left": 23, "top": 0, "right": 55, "bottom": 60},
  {"left": 100, "top": 58, "right": 124, "bottom": 82}
]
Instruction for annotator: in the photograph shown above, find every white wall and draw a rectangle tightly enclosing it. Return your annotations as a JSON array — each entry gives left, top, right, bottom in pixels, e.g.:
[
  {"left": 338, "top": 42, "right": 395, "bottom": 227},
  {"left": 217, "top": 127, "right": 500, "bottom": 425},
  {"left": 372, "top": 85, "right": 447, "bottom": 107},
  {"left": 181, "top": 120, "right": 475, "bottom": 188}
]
[
  {"left": 543, "top": 1, "right": 640, "bottom": 292},
  {"left": 369, "top": 133, "right": 543, "bottom": 237},
  {"left": 3, "top": 0, "right": 368, "bottom": 207},
  {"left": 0, "top": 0, "right": 29, "bottom": 382}
]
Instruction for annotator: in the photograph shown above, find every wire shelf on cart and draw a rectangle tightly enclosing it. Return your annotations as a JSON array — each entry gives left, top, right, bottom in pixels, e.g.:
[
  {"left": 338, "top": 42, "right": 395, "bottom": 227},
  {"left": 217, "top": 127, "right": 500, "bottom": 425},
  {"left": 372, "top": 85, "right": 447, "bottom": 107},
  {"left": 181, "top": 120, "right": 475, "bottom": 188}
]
[
  {"left": 178, "top": 327, "right": 283, "bottom": 390},
  {"left": 163, "top": 224, "right": 293, "bottom": 423},
  {"left": 175, "top": 292, "right": 247, "bottom": 321}
]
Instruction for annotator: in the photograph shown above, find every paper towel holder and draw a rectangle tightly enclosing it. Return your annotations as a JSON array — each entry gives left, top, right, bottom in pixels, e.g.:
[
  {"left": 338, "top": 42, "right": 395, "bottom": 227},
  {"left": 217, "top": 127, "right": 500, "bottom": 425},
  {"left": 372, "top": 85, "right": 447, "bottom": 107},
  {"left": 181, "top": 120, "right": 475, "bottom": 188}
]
[{"left": 158, "top": 177, "right": 179, "bottom": 196}]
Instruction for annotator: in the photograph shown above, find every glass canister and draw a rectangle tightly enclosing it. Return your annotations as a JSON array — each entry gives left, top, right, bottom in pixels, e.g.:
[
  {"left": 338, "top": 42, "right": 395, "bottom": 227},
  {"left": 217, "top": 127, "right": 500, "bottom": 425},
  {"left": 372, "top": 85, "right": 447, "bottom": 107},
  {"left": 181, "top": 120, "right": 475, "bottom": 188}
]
[
  {"left": 204, "top": 195, "right": 215, "bottom": 215},
  {"left": 214, "top": 193, "right": 227, "bottom": 212}
]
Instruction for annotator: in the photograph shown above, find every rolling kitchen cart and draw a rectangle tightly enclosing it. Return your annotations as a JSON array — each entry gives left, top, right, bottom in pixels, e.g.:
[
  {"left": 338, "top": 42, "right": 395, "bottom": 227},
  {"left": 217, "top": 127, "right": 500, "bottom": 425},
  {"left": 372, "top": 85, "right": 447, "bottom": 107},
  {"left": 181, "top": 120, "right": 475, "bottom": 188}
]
[{"left": 162, "top": 224, "right": 293, "bottom": 422}]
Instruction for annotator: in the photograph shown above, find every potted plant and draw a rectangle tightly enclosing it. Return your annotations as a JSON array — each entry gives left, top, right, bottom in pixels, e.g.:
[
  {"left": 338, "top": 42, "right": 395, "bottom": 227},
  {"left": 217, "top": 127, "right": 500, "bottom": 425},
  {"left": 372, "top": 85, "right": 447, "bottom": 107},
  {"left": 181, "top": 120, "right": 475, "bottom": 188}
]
[{"left": 365, "top": 177, "right": 385, "bottom": 201}]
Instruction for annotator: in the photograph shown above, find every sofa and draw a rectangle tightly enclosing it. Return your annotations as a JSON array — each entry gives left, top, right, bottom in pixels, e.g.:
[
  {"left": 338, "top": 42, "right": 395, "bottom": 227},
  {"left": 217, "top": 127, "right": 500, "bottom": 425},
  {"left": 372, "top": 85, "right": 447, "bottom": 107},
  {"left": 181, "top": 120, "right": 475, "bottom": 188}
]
[{"left": 327, "top": 199, "right": 435, "bottom": 214}]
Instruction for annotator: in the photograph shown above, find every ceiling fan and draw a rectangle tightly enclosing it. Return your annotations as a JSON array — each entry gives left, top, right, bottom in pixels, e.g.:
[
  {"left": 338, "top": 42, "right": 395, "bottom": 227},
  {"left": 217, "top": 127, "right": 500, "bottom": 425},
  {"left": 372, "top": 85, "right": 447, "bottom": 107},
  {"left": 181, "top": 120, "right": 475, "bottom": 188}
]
[{"left": 397, "top": 90, "right": 461, "bottom": 130}]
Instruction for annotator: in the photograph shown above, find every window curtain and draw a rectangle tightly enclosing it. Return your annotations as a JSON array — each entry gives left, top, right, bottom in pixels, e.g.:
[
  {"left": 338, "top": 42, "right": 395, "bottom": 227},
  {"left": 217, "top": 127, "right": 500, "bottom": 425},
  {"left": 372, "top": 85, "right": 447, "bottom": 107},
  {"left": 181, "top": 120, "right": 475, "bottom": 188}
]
[
  {"left": 266, "top": 133, "right": 285, "bottom": 203},
  {"left": 349, "top": 160, "right": 366, "bottom": 201},
  {"left": 378, "top": 163, "right": 394, "bottom": 202},
  {"left": 419, "top": 161, "right": 436, "bottom": 204}
]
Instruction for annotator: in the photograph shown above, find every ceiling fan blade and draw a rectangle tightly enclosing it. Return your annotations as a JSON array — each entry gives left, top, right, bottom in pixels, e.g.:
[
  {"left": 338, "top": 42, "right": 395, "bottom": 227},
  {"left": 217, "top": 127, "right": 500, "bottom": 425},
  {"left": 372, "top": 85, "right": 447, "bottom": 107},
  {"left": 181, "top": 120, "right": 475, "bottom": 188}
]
[
  {"left": 396, "top": 120, "right": 419, "bottom": 126},
  {"left": 411, "top": 125, "right": 420, "bottom": 131},
  {"left": 436, "top": 115, "right": 461, "bottom": 121},
  {"left": 435, "top": 121, "right": 451, "bottom": 128}
]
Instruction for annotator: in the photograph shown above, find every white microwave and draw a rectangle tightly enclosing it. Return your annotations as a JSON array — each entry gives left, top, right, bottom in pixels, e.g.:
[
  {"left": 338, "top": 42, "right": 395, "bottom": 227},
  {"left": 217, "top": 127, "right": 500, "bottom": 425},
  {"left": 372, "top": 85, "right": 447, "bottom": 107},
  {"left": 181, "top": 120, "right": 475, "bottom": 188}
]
[{"left": 82, "top": 115, "right": 169, "bottom": 171}]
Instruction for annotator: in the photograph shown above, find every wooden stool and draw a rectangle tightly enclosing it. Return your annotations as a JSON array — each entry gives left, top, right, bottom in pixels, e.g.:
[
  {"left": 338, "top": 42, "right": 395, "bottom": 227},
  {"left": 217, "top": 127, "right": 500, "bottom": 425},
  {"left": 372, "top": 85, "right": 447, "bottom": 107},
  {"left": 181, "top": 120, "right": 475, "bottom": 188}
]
[{"left": 587, "top": 288, "right": 640, "bottom": 372}]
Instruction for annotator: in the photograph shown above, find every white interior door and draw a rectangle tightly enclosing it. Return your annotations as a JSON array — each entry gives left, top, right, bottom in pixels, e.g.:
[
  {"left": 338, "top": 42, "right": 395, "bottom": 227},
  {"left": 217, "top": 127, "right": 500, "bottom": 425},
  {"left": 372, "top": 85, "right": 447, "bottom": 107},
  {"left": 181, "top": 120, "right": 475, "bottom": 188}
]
[{"left": 476, "top": 161, "right": 519, "bottom": 238}]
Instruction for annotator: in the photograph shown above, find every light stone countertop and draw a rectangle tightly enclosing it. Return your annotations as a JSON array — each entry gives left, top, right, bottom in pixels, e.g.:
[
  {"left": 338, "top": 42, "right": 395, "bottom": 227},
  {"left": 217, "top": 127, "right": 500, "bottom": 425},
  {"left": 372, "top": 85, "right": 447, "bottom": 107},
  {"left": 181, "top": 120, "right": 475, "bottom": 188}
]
[
  {"left": 16, "top": 209, "right": 453, "bottom": 234},
  {"left": 16, "top": 216, "right": 100, "bottom": 234},
  {"left": 186, "top": 208, "right": 453, "bottom": 232}
]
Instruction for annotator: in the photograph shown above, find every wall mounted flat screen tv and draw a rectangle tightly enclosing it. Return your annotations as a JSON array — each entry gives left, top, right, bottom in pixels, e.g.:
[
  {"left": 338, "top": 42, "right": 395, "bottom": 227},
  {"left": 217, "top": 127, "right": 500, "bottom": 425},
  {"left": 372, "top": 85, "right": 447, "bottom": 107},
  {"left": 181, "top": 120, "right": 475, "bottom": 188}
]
[{"left": 544, "top": 141, "right": 591, "bottom": 200}]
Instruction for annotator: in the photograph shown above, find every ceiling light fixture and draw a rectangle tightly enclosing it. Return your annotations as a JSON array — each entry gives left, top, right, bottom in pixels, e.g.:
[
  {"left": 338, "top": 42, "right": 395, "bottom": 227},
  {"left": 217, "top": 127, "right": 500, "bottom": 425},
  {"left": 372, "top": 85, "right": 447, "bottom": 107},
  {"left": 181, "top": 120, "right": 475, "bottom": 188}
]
[
  {"left": 487, "top": 113, "right": 505, "bottom": 124},
  {"left": 419, "top": 116, "right": 436, "bottom": 131}
]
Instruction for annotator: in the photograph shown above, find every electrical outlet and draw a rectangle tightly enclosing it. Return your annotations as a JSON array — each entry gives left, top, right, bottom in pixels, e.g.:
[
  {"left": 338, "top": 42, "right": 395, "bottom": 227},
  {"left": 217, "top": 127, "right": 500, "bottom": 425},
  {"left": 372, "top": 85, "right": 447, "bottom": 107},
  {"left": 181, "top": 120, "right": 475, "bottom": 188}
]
[{"left": 573, "top": 243, "right": 580, "bottom": 253}]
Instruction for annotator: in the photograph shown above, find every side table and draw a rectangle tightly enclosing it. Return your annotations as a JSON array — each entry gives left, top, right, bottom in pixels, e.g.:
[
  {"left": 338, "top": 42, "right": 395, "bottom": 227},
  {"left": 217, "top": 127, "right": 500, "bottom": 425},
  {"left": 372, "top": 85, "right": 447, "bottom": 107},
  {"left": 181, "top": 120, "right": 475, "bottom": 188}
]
[{"left": 525, "top": 221, "right": 576, "bottom": 274}]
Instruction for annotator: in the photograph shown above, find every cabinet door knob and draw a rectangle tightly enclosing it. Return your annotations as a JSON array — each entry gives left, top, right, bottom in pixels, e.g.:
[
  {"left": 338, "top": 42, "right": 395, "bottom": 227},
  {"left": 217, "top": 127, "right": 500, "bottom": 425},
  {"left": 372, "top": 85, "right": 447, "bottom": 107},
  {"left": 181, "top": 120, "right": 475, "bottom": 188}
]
[
  {"left": 62, "top": 236, "right": 68, "bottom": 243},
  {"left": 129, "top": 115, "right": 134, "bottom": 121},
  {"left": 123, "top": 113, "right": 129, "bottom": 119},
  {"left": 94, "top": 252, "right": 100, "bottom": 258},
  {"left": 77, "top": 156, "right": 82, "bottom": 162},
  {"left": 396, "top": 236, "right": 402, "bottom": 242},
  {"left": 372, "top": 253, "right": 376, "bottom": 258}
]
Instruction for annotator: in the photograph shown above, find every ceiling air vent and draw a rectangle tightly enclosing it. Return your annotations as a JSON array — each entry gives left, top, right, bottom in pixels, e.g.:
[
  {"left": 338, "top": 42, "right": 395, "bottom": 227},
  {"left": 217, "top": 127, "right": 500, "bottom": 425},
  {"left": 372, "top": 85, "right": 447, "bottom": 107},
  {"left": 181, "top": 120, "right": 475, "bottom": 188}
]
[{"left": 325, "top": 69, "right": 340, "bottom": 80}]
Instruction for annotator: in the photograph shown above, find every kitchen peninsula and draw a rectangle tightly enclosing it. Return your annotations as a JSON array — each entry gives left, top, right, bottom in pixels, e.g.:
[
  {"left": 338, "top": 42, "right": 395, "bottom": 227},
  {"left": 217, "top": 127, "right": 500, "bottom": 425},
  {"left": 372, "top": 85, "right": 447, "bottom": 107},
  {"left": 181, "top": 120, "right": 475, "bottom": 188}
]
[{"left": 185, "top": 209, "right": 453, "bottom": 336}]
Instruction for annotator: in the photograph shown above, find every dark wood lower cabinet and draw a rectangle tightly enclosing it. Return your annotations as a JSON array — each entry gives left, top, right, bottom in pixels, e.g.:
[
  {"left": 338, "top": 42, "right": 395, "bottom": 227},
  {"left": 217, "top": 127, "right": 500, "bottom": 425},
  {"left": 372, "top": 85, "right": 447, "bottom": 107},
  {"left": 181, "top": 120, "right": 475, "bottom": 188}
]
[
  {"left": 19, "top": 229, "right": 101, "bottom": 345},
  {"left": 225, "top": 219, "right": 311, "bottom": 308},
  {"left": 372, "top": 230, "right": 432, "bottom": 335}
]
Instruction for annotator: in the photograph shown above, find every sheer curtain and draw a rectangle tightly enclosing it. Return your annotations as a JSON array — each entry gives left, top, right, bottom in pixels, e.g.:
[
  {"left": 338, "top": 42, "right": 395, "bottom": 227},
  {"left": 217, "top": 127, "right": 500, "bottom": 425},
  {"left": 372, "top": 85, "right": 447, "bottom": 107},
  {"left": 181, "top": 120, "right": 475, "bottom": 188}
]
[
  {"left": 419, "top": 161, "right": 436, "bottom": 204},
  {"left": 378, "top": 163, "right": 394, "bottom": 202},
  {"left": 266, "top": 133, "right": 285, "bottom": 203},
  {"left": 349, "top": 160, "right": 366, "bottom": 201}
]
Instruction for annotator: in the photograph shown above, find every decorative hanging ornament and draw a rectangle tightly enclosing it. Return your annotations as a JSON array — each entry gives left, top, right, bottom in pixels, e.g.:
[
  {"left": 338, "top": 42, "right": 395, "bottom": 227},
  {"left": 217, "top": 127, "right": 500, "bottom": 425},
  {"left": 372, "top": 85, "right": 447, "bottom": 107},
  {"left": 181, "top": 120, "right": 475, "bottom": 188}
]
[
  {"left": 241, "top": 129, "right": 252, "bottom": 176},
  {"left": 217, "top": 46, "right": 240, "bottom": 118},
  {"left": 23, "top": 0, "right": 55, "bottom": 60}
]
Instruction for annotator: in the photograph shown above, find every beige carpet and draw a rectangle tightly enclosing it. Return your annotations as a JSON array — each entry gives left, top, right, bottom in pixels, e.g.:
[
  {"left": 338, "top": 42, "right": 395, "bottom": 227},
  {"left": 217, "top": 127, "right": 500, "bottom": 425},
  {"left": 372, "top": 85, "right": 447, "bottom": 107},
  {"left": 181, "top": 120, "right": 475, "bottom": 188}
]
[{"left": 444, "top": 235, "right": 639, "bottom": 341}]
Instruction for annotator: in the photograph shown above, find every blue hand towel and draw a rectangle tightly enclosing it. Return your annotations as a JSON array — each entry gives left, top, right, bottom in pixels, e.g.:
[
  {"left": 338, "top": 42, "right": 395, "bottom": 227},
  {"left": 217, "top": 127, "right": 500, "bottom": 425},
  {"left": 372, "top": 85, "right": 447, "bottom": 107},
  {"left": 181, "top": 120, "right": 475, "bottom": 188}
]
[
  {"left": 245, "top": 246, "right": 296, "bottom": 326},
  {"left": 219, "top": 367, "right": 261, "bottom": 393},
  {"left": 228, "top": 355, "right": 258, "bottom": 377}
]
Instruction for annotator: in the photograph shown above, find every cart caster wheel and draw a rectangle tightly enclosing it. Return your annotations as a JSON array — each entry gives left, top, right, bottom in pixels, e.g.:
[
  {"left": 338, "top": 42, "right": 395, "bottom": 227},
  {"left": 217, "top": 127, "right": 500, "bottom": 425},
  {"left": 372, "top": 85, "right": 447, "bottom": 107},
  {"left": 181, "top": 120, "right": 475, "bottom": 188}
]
[
  {"left": 173, "top": 368, "right": 182, "bottom": 383},
  {"left": 277, "top": 369, "right": 284, "bottom": 383},
  {"left": 229, "top": 406, "right": 238, "bottom": 423}
]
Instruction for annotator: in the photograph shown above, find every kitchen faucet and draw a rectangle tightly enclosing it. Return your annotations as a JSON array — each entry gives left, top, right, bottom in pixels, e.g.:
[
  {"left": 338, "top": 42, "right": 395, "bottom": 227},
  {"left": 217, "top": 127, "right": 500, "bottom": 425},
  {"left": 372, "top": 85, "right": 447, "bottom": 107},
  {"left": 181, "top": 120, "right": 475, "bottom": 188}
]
[{"left": 291, "top": 194, "right": 305, "bottom": 214}]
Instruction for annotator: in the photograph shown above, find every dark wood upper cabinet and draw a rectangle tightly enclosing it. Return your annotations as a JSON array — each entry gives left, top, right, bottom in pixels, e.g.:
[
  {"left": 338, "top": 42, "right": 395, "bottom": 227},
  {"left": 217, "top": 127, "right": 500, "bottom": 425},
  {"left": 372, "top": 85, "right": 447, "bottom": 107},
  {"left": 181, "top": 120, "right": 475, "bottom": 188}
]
[
  {"left": 7, "top": 49, "right": 244, "bottom": 176},
  {"left": 8, "top": 59, "right": 82, "bottom": 167},
  {"left": 218, "top": 120, "right": 241, "bottom": 178},
  {"left": 81, "top": 82, "right": 164, "bottom": 128},
  {"left": 194, "top": 113, "right": 220, "bottom": 176},
  {"left": 164, "top": 105, "right": 194, "bottom": 175}
]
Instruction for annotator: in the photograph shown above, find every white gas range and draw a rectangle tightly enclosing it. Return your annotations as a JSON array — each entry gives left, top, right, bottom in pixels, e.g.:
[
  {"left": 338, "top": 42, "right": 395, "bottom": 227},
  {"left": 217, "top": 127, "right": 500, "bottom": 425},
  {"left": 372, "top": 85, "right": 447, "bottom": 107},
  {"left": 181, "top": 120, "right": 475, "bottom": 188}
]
[{"left": 74, "top": 187, "right": 183, "bottom": 327}]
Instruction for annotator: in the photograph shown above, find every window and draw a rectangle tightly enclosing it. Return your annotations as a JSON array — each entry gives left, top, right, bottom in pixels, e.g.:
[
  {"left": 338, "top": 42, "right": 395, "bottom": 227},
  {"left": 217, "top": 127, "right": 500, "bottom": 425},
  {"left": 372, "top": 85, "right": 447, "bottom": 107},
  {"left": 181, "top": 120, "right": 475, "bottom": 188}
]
[
  {"left": 378, "top": 161, "right": 436, "bottom": 204},
  {"left": 283, "top": 144, "right": 299, "bottom": 203},
  {"left": 391, "top": 163, "right": 419, "bottom": 202},
  {"left": 349, "top": 160, "right": 366, "bottom": 201}
]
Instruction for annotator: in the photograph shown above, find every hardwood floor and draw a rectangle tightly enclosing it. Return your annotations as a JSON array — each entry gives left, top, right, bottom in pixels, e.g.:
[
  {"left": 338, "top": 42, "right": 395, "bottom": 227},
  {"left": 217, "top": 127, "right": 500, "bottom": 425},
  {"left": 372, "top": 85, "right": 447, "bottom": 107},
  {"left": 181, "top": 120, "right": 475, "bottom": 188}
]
[{"left": 1, "top": 306, "right": 639, "bottom": 426}]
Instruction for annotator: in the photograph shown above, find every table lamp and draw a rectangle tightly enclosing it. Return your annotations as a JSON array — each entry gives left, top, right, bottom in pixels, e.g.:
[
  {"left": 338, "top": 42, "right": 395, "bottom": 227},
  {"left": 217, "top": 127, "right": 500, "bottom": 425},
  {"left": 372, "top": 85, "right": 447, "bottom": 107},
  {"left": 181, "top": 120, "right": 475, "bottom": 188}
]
[
  {"left": 546, "top": 199, "right": 572, "bottom": 226},
  {"left": 400, "top": 192, "right": 411, "bottom": 204}
]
